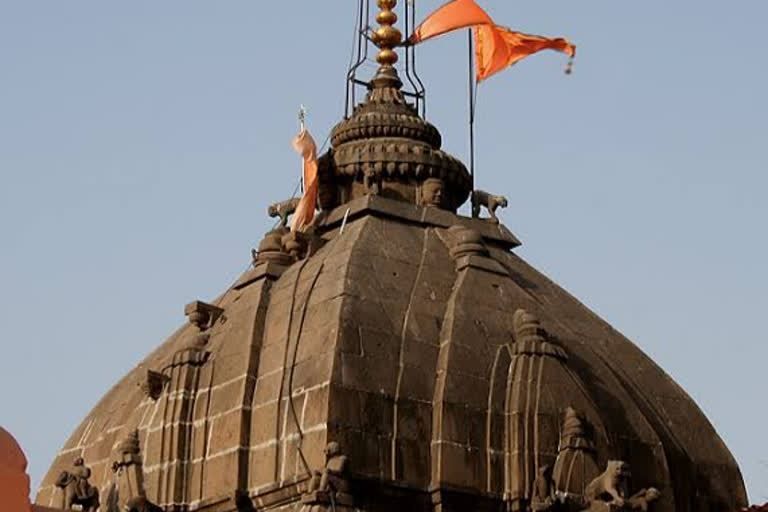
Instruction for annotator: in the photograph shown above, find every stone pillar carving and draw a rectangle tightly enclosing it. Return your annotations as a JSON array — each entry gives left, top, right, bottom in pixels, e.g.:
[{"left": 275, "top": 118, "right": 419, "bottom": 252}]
[
  {"left": 110, "top": 430, "right": 162, "bottom": 512},
  {"left": 553, "top": 407, "right": 600, "bottom": 497},
  {"left": 113, "top": 430, "right": 144, "bottom": 503},
  {"left": 149, "top": 301, "right": 221, "bottom": 506},
  {"left": 505, "top": 310, "right": 569, "bottom": 511}
]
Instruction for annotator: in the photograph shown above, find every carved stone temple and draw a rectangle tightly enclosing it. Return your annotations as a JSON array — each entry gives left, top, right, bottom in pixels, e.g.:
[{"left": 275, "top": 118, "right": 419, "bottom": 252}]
[{"left": 35, "top": 2, "right": 747, "bottom": 512}]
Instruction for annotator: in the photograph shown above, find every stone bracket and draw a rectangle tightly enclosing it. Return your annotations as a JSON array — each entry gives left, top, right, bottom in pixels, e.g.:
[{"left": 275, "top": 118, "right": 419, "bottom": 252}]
[{"left": 142, "top": 369, "right": 170, "bottom": 400}]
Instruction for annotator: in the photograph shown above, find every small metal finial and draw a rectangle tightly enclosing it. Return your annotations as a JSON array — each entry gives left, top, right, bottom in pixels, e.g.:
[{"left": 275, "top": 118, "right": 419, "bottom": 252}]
[
  {"left": 371, "top": 0, "right": 402, "bottom": 65},
  {"left": 298, "top": 104, "right": 307, "bottom": 131}
]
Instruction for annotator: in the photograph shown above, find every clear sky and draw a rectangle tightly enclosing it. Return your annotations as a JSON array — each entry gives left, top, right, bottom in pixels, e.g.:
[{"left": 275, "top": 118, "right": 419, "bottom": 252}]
[{"left": 1, "top": 0, "right": 765, "bottom": 503}]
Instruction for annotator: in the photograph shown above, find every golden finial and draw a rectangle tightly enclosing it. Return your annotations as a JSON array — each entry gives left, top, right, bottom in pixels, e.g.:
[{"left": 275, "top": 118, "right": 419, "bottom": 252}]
[{"left": 371, "top": 0, "right": 402, "bottom": 65}]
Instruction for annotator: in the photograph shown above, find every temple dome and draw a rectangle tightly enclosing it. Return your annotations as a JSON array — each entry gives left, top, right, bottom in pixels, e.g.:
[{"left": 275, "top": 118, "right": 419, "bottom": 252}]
[
  {"left": 34, "top": 7, "right": 746, "bottom": 507},
  {"left": 35, "top": 193, "right": 746, "bottom": 511}
]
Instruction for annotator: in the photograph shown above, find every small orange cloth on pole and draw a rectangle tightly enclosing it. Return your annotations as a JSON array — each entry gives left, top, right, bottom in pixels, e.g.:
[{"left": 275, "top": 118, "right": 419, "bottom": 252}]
[
  {"left": 474, "top": 24, "right": 576, "bottom": 82},
  {"left": 408, "top": 0, "right": 493, "bottom": 45},
  {"left": 0, "top": 427, "right": 32, "bottom": 512},
  {"left": 290, "top": 129, "right": 319, "bottom": 232}
]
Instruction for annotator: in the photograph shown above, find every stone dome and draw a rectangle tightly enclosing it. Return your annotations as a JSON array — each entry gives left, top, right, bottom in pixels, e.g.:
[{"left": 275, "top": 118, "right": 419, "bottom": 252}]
[
  {"left": 35, "top": 190, "right": 747, "bottom": 511},
  {"left": 36, "top": 53, "right": 746, "bottom": 512}
]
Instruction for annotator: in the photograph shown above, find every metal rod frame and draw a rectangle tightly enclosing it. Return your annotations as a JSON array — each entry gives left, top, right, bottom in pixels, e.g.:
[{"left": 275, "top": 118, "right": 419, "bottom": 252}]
[
  {"left": 345, "top": 0, "right": 427, "bottom": 119},
  {"left": 468, "top": 29, "right": 475, "bottom": 185}
]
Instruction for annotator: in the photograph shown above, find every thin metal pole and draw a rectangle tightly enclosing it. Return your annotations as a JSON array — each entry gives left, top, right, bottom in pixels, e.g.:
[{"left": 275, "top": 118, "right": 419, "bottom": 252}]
[
  {"left": 468, "top": 29, "right": 475, "bottom": 188},
  {"left": 412, "top": 0, "right": 427, "bottom": 117}
]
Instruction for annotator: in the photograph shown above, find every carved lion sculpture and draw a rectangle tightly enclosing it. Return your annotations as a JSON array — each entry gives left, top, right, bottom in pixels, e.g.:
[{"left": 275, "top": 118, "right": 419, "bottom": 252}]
[
  {"left": 471, "top": 190, "right": 508, "bottom": 224},
  {"left": 584, "top": 460, "right": 631, "bottom": 506},
  {"left": 267, "top": 197, "right": 301, "bottom": 229}
]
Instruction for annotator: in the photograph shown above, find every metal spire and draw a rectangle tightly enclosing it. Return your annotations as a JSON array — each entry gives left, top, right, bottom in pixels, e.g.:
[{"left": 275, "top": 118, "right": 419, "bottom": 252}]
[{"left": 371, "top": 0, "right": 402, "bottom": 65}]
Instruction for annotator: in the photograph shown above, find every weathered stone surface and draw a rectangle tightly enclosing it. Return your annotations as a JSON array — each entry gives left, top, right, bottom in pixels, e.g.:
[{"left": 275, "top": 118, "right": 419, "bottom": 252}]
[{"left": 36, "top": 50, "right": 746, "bottom": 512}]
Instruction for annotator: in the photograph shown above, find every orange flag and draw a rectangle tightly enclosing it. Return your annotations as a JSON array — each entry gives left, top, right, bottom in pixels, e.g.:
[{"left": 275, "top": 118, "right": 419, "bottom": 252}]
[
  {"left": 408, "top": 0, "right": 493, "bottom": 45},
  {"left": 474, "top": 24, "right": 576, "bottom": 82},
  {"left": 290, "top": 128, "right": 318, "bottom": 232}
]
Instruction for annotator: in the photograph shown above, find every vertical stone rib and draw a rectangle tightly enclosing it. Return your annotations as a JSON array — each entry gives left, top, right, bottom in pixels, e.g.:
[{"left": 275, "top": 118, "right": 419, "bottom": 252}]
[
  {"left": 485, "top": 344, "right": 511, "bottom": 493},
  {"left": 199, "top": 360, "right": 215, "bottom": 503},
  {"left": 391, "top": 228, "right": 430, "bottom": 480},
  {"left": 273, "top": 259, "right": 310, "bottom": 481},
  {"left": 234, "top": 279, "right": 273, "bottom": 493}
]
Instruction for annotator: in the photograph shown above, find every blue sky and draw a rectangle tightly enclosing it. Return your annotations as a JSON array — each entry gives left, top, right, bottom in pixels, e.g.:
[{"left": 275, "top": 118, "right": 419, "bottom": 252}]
[{"left": 0, "top": 0, "right": 765, "bottom": 502}]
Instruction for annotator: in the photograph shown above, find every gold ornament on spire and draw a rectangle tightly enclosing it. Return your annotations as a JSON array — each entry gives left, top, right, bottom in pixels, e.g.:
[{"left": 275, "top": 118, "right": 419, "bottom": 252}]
[{"left": 371, "top": 0, "right": 402, "bottom": 65}]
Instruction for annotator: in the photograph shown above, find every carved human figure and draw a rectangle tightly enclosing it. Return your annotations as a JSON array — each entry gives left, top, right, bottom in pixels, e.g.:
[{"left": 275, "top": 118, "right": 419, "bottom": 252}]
[
  {"left": 363, "top": 168, "right": 381, "bottom": 196},
  {"left": 471, "top": 189, "right": 508, "bottom": 224},
  {"left": 308, "top": 441, "right": 350, "bottom": 496},
  {"left": 584, "top": 460, "right": 631, "bottom": 507},
  {"left": 55, "top": 457, "right": 100, "bottom": 512},
  {"left": 421, "top": 178, "right": 445, "bottom": 208}
]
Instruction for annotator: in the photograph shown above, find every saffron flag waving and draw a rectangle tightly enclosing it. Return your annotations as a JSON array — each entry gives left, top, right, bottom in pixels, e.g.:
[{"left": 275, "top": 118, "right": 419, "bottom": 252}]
[
  {"left": 474, "top": 24, "right": 576, "bottom": 82},
  {"left": 408, "top": 0, "right": 493, "bottom": 45},
  {"left": 290, "top": 128, "right": 319, "bottom": 232}
]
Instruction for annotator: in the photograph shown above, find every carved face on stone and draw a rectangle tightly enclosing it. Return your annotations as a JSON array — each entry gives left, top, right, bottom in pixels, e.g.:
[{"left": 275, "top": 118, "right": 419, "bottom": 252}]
[{"left": 421, "top": 179, "right": 445, "bottom": 208}]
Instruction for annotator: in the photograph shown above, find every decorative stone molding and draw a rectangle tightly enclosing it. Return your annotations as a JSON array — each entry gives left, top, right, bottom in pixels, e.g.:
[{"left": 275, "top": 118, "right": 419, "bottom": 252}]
[
  {"left": 141, "top": 369, "right": 169, "bottom": 401},
  {"left": 322, "top": 65, "right": 472, "bottom": 212}
]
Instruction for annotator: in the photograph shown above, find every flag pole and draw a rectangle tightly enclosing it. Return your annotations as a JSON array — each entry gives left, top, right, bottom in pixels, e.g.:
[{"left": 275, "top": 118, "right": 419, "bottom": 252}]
[{"left": 467, "top": 29, "right": 475, "bottom": 190}]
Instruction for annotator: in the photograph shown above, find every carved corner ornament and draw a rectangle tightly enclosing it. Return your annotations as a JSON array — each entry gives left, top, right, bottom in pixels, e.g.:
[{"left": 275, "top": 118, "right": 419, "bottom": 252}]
[
  {"left": 141, "top": 369, "right": 169, "bottom": 400},
  {"left": 444, "top": 225, "right": 488, "bottom": 261},
  {"left": 184, "top": 300, "right": 225, "bottom": 332}
]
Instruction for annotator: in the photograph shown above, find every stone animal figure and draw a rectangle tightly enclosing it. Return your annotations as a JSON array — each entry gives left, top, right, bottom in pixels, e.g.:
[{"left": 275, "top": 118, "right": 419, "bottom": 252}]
[
  {"left": 268, "top": 197, "right": 301, "bottom": 229},
  {"left": 55, "top": 458, "right": 100, "bottom": 512},
  {"left": 471, "top": 190, "right": 508, "bottom": 224},
  {"left": 584, "top": 460, "right": 631, "bottom": 506}
]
